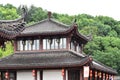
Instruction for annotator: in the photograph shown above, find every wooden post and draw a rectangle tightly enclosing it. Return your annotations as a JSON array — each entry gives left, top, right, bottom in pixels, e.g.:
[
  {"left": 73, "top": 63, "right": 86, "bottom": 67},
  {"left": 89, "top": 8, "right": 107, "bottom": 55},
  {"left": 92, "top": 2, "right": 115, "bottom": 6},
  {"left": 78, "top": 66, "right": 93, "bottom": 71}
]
[
  {"left": 5, "top": 71, "right": 9, "bottom": 80},
  {"left": 95, "top": 71, "right": 97, "bottom": 80},
  {"left": 67, "top": 37, "right": 70, "bottom": 50},
  {"left": 40, "top": 71, "right": 43, "bottom": 80},
  {"left": 113, "top": 75, "right": 114, "bottom": 80},
  {"left": 106, "top": 74, "right": 108, "bottom": 80},
  {"left": 39, "top": 37, "right": 41, "bottom": 51},
  {"left": 89, "top": 70, "right": 92, "bottom": 80},
  {"left": 14, "top": 40, "right": 17, "bottom": 52},
  {"left": 98, "top": 72, "right": 102, "bottom": 80},
  {"left": 80, "top": 69, "right": 83, "bottom": 80},
  {"left": 32, "top": 69, "right": 37, "bottom": 80},
  {"left": 62, "top": 68, "right": 66, "bottom": 80},
  {"left": 64, "top": 69, "right": 66, "bottom": 80},
  {"left": 101, "top": 72, "right": 103, "bottom": 80}
]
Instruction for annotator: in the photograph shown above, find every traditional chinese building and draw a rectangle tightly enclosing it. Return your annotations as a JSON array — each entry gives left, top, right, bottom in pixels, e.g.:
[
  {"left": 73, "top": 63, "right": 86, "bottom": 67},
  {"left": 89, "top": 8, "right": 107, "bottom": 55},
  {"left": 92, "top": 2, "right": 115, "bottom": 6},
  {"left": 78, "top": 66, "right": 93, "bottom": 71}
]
[{"left": 0, "top": 12, "right": 117, "bottom": 80}]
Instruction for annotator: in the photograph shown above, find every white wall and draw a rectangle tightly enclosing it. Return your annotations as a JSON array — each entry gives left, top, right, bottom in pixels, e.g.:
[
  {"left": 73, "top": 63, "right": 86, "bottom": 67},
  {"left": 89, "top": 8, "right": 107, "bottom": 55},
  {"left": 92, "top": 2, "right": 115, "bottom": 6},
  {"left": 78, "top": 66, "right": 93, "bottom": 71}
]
[
  {"left": 17, "top": 70, "right": 34, "bottom": 80},
  {"left": 43, "top": 70, "right": 63, "bottom": 80}
]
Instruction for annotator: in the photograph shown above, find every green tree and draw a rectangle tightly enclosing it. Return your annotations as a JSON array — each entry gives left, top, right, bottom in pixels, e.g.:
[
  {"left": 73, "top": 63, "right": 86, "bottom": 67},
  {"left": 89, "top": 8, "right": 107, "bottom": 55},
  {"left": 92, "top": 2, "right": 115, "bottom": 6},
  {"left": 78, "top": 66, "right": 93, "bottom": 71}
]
[{"left": 0, "top": 4, "right": 19, "bottom": 20}]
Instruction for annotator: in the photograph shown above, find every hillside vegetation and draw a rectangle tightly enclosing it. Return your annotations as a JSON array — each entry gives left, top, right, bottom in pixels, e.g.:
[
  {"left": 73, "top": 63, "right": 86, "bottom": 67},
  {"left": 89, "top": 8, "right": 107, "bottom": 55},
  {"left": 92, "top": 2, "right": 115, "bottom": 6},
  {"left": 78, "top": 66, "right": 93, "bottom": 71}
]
[{"left": 0, "top": 4, "right": 120, "bottom": 74}]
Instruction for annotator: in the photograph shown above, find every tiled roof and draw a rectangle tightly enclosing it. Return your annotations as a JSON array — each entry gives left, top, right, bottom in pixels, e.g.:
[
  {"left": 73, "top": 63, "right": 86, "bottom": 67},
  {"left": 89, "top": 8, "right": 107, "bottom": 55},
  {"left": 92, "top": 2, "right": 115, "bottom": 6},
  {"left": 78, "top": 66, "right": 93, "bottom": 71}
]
[
  {"left": 19, "top": 18, "right": 89, "bottom": 43},
  {"left": 0, "top": 18, "right": 25, "bottom": 39},
  {"left": 0, "top": 51, "right": 90, "bottom": 69},
  {"left": 0, "top": 50, "right": 117, "bottom": 74},
  {"left": 21, "top": 18, "right": 70, "bottom": 35},
  {"left": 92, "top": 60, "right": 117, "bottom": 75}
]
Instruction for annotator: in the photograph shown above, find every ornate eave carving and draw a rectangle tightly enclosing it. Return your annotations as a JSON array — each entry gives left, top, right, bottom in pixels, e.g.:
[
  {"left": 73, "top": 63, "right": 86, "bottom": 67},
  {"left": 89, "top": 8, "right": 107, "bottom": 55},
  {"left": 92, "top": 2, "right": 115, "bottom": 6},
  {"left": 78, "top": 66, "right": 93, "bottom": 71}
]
[{"left": 0, "top": 7, "right": 26, "bottom": 49}]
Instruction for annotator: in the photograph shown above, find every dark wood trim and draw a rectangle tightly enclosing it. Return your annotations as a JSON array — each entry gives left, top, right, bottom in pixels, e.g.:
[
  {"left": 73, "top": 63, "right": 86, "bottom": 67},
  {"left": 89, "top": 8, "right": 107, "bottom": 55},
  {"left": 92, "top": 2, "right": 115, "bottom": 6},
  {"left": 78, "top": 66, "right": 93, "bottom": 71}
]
[
  {"left": 66, "top": 34, "right": 71, "bottom": 50},
  {"left": 40, "top": 70, "right": 43, "bottom": 80},
  {"left": 35, "top": 70, "right": 37, "bottom": 80},
  {"left": 68, "top": 69, "right": 80, "bottom": 80},
  {"left": 63, "top": 69, "right": 66, "bottom": 80},
  {"left": 80, "top": 69, "right": 83, "bottom": 80},
  {"left": 14, "top": 40, "right": 17, "bottom": 52}
]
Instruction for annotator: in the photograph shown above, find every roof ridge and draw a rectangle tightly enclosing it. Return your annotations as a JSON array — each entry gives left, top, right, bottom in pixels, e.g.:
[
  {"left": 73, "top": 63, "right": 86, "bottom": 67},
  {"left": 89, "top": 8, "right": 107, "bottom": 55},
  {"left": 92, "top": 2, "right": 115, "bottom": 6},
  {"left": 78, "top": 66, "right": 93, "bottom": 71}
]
[
  {"left": 50, "top": 18, "right": 70, "bottom": 28},
  {"left": 26, "top": 18, "right": 71, "bottom": 29}
]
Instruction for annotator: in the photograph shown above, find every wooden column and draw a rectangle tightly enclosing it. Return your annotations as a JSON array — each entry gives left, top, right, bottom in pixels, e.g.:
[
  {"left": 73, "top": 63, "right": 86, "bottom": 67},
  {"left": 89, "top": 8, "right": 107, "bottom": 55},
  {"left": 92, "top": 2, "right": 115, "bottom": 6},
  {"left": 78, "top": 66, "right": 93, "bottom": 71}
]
[
  {"left": 98, "top": 72, "right": 102, "bottom": 80},
  {"left": 106, "top": 74, "right": 108, "bottom": 80},
  {"left": 40, "top": 71, "right": 43, "bottom": 80},
  {"left": 66, "top": 37, "right": 70, "bottom": 50},
  {"left": 5, "top": 71, "right": 9, "bottom": 80},
  {"left": 80, "top": 69, "right": 83, "bottom": 80},
  {"left": 14, "top": 40, "right": 17, "bottom": 52},
  {"left": 64, "top": 69, "right": 66, "bottom": 80},
  {"left": 40, "top": 38, "right": 43, "bottom": 51},
  {"left": 94, "top": 71, "right": 97, "bottom": 80},
  {"left": 101, "top": 72, "right": 103, "bottom": 80},
  {"left": 32, "top": 69, "right": 37, "bottom": 80},
  {"left": 113, "top": 75, "right": 114, "bottom": 80},
  {"left": 103, "top": 73, "right": 105, "bottom": 80},
  {"left": 62, "top": 68, "right": 66, "bottom": 80},
  {"left": 89, "top": 70, "right": 92, "bottom": 80},
  {"left": 108, "top": 74, "right": 110, "bottom": 80}
]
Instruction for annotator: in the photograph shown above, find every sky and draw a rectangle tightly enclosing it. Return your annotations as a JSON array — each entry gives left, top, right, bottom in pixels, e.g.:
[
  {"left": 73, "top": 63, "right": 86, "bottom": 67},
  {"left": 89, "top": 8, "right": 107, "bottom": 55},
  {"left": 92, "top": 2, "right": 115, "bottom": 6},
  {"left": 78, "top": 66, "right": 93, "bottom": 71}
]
[{"left": 0, "top": 0, "right": 120, "bottom": 20}]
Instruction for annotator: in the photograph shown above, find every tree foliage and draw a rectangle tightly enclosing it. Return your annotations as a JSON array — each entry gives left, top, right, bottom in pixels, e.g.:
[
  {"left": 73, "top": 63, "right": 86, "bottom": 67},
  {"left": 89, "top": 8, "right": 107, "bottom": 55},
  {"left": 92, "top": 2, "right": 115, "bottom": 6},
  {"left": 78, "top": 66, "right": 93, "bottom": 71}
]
[{"left": 0, "top": 4, "right": 19, "bottom": 20}]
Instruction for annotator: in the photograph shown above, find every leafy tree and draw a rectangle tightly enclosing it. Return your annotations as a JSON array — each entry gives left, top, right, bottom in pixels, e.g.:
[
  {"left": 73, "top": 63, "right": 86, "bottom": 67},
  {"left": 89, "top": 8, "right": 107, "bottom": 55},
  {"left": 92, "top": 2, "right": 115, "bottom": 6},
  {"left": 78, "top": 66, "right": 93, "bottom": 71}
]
[
  {"left": 0, "top": 42, "right": 13, "bottom": 58},
  {"left": 80, "top": 26, "right": 98, "bottom": 36},
  {"left": 0, "top": 4, "right": 19, "bottom": 20}
]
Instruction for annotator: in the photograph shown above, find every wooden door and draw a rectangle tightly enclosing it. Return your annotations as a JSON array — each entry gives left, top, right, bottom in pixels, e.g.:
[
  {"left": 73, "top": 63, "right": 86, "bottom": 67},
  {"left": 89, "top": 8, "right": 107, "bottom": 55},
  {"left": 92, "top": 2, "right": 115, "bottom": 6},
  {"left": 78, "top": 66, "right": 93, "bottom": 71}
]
[{"left": 68, "top": 70, "right": 80, "bottom": 80}]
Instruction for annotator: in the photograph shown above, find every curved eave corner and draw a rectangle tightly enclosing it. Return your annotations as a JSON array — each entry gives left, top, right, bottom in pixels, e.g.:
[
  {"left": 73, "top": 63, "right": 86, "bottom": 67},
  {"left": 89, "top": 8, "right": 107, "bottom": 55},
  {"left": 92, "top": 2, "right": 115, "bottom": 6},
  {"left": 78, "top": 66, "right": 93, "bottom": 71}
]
[
  {"left": 72, "top": 24, "right": 90, "bottom": 44},
  {"left": 91, "top": 60, "right": 117, "bottom": 75},
  {"left": 0, "top": 7, "right": 27, "bottom": 39}
]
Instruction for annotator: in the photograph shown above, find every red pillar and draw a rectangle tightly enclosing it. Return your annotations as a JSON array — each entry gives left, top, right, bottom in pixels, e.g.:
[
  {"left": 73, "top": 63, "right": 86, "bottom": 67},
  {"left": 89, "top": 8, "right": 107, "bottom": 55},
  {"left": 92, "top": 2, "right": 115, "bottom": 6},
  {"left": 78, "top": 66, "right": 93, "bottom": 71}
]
[
  {"left": 62, "top": 68, "right": 66, "bottom": 80},
  {"left": 94, "top": 71, "right": 97, "bottom": 80},
  {"left": 106, "top": 74, "right": 108, "bottom": 80},
  {"left": 103, "top": 73, "right": 105, "bottom": 80},
  {"left": 5, "top": 71, "right": 9, "bottom": 80},
  {"left": 32, "top": 69, "right": 37, "bottom": 80},
  {"left": 89, "top": 70, "right": 92, "bottom": 80}
]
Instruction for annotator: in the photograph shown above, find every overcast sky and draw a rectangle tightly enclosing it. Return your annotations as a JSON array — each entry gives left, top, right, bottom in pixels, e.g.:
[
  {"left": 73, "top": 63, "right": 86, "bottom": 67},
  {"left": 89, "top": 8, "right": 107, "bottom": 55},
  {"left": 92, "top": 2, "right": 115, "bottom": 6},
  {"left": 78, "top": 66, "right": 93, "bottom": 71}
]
[{"left": 0, "top": 0, "right": 120, "bottom": 20}]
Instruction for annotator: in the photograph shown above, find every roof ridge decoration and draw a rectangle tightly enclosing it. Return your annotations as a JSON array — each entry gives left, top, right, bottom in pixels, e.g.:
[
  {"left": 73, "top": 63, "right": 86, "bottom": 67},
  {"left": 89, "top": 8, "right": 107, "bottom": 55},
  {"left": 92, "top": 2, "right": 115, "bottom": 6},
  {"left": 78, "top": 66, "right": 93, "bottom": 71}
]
[
  {"left": 0, "top": 6, "right": 26, "bottom": 49},
  {"left": 25, "top": 11, "right": 70, "bottom": 29},
  {"left": 48, "top": 11, "right": 52, "bottom": 20}
]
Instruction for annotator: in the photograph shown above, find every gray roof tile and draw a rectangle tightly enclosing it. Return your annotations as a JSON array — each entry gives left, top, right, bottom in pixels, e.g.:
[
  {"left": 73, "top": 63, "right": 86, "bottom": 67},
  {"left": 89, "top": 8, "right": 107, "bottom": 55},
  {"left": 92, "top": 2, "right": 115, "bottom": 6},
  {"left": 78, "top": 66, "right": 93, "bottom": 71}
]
[
  {"left": 0, "top": 51, "right": 89, "bottom": 69},
  {"left": 0, "top": 50, "right": 117, "bottom": 74},
  {"left": 0, "top": 18, "right": 25, "bottom": 39},
  {"left": 21, "top": 19, "right": 70, "bottom": 34}
]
